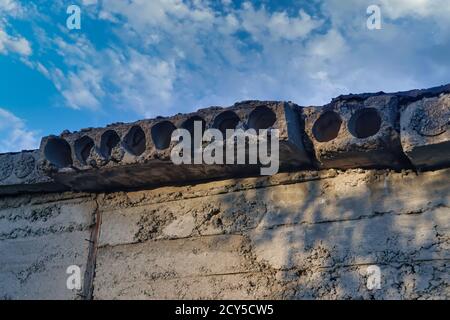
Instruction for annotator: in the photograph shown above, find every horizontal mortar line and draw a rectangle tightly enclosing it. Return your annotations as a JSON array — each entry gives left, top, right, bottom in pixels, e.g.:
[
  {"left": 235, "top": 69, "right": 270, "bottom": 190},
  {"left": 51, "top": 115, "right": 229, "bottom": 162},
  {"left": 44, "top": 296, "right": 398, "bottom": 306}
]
[
  {"left": 172, "top": 269, "right": 267, "bottom": 280},
  {"left": 315, "top": 258, "right": 450, "bottom": 271},
  {"left": 6, "top": 257, "right": 450, "bottom": 277},
  {"left": 98, "top": 174, "right": 330, "bottom": 209},
  {"left": 0, "top": 194, "right": 95, "bottom": 209},
  {"left": 331, "top": 258, "right": 450, "bottom": 269},
  {"left": 218, "top": 175, "right": 327, "bottom": 193},
  {"left": 258, "top": 208, "right": 448, "bottom": 231},
  {"left": 1, "top": 261, "right": 89, "bottom": 273},
  {"left": 272, "top": 258, "right": 450, "bottom": 273},
  {"left": 94, "top": 258, "right": 450, "bottom": 286},
  {"left": 98, "top": 233, "right": 246, "bottom": 249},
  {"left": 96, "top": 269, "right": 271, "bottom": 284},
  {"left": 0, "top": 226, "right": 94, "bottom": 241}
]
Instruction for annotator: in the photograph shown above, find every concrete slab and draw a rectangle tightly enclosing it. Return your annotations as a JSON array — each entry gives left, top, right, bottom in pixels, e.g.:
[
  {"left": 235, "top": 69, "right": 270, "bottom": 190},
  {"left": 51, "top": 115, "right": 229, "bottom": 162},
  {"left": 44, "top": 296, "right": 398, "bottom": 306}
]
[
  {"left": 303, "top": 94, "right": 409, "bottom": 169},
  {"left": 38, "top": 102, "right": 312, "bottom": 192},
  {"left": 0, "top": 150, "right": 67, "bottom": 196},
  {"left": 400, "top": 94, "right": 450, "bottom": 169}
]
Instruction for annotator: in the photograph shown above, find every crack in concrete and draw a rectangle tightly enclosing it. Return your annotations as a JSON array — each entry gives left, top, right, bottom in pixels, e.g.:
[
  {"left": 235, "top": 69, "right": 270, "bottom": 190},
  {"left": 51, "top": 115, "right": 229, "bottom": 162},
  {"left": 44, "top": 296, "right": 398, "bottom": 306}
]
[{"left": 81, "top": 196, "right": 102, "bottom": 300}]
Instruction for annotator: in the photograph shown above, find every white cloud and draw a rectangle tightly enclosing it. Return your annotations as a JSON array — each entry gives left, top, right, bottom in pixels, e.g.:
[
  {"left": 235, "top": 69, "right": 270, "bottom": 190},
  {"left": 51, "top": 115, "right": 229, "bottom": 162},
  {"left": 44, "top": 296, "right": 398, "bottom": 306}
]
[
  {"left": 0, "top": 0, "right": 21, "bottom": 15},
  {"left": 380, "top": 0, "right": 450, "bottom": 19},
  {"left": 60, "top": 69, "right": 103, "bottom": 110},
  {"left": 101, "top": 0, "right": 215, "bottom": 30},
  {"left": 47, "top": 0, "right": 449, "bottom": 113},
  {"left": 0, "top": 108, "right": 39, "bottom": 153},
  {"left": 322, "top": 0, "right": 450, "bottom": 30},
  {"left": 82, "top": 0, "right": 98, "bottom": 6},
  {"left": 307, "top": 29, "right": 348, "bottom": 58},
  {"left": 0, "top": 29, "right": 32, "bottom": 56},
  {"left": 240, "top": 4, "right": 322, "bottom": 41},
  {"left": 45, "top": 0, "right": 324, "bottom": 115},
  {"left": 46, "top": 33, "right": 177, "bottom": 115},
  {"left": 105, "top": 49, "right": 176, "bottom": 116},
  {"left": 3, "top": 0, "right": 450, "bottom": 121},
  {"left": 0, "top": 0, "right": 31, "bottom": 57}
]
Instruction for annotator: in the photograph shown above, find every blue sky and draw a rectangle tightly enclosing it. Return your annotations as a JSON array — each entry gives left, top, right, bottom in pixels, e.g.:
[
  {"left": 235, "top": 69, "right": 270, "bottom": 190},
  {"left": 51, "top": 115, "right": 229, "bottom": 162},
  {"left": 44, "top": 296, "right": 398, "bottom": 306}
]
[{"left": 0, "top": 0, "right": 449, "bottom": 152}]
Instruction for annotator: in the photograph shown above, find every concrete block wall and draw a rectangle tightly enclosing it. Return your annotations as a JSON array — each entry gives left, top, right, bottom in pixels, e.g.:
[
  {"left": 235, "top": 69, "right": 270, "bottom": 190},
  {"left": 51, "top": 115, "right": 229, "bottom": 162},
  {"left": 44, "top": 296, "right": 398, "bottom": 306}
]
[
  {"left": 93, "top": 168, "right": 449, "bottom": 299},
  {"left": 0, "top": 192, "right": 98, "bottom": 299},
  {"left": 0, "top": 166, "right": 448, "bottom": 299}
]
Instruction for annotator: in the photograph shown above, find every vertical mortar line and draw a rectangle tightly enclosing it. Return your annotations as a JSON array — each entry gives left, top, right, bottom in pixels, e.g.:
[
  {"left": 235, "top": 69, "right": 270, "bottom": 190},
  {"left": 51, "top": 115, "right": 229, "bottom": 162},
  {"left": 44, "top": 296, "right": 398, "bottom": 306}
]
[{"left": 82, "top": 195, "right": 102, "bottom": 300}]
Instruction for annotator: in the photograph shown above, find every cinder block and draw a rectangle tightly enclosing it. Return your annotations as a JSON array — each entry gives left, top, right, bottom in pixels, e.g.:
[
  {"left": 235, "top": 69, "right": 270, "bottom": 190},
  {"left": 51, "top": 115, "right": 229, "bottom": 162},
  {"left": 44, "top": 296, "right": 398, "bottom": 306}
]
[
  {"left": 249, "top": 208, "right": 449, "bottom": 270},
  {"left": 93, "top": 271, "right": 277, "bottom": 300},
  {"left": 0, "top": 150, "right": 67, "bottom": 195},
  {"left": 0, "top": 231, "right": 91, "bottom": 299},
  {"left": 39, "top": 102, "right": 312, "bottom": 192},
  {"left": 400, "top": 94, "right": 450, "bottom": 169},
  {"left": 93, "top": 234, "right": 266, "bottom": 299},
  {"left": 303, "top": 94, "right": 409, "bottom": 169}
]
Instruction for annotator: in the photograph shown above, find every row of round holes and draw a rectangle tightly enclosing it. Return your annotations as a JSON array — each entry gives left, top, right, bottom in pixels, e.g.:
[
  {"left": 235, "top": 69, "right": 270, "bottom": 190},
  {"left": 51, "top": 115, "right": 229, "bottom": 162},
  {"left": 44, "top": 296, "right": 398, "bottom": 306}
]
[
  {"left": 312, "top": 108, "right": 382, "bottom": 142},
  {"left": 44, "top": 106, "right": 277, "bottom": 168}
]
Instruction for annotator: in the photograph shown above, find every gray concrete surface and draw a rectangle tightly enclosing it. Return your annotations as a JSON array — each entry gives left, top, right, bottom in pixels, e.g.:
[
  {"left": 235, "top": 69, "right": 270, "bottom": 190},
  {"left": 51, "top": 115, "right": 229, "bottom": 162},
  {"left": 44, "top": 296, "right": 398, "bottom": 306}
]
[
  {"left": 303, "top": 94, "right": 408, "bottom": 169},
  {"left": 0, "top": 150, "right": 67, "bottom": 195},
  {"left": 38, "top": 101, "right": 311, "bottom": 192},
  {"left": 401, "top": 94, "right": 450, "bottom": 169},
  {"left": 93, "top": 168, "right": 450, "bottom": 300},
  {"left": 0, "top": 193, "right": 97, "bottom": 299},
  {"left": 0, "top": 166, "right": 448, "bottom": 300}
]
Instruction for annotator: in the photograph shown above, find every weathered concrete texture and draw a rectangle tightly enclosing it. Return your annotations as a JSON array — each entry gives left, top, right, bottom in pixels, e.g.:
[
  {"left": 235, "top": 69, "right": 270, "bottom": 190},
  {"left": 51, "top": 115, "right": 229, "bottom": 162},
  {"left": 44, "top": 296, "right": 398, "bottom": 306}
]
[
  {"left": 94, "top": 235, "right": 278, "bottom": 299},
  {"left": 276, "top": 261, "right": 449, "bottom": 299},
  {"left": 401, "top": 94, "right": 450, "bottom": 169},
  {"left": 93, "top": 168, "right": 450, "bottom": 300},
  {"left": 334, "top": 83, "right": 450, "bottom": 104},
  {"left": 0, "top": 193, "right": 97, "bottom": 299},
  {"left": 39, "top": 101, "right": 311, "bottom": 193},
  {"left": 0, "top": 150, "right": 67, "bottom": 195},
  {"left": 303, "top": 95, "right": 409, "bottom": 169}
]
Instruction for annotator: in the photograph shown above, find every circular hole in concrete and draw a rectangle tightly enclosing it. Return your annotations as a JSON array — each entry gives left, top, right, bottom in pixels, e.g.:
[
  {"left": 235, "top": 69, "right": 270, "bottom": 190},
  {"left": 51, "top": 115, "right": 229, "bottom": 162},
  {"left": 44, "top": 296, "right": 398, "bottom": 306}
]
[
  {"left": 312, "top": 111, "right": 342, "bottom": 142},
  {"left": 348, "top": 108, "right": 382, "bottom": 139},
  {"left": 181, "top": 116, "right": 206, "bottom": 137},
  {"left": 74, "top": 136, "right": 95, "bottom": 165},
  {"left": 151, "top": 121, "right": 176, "bottom": 150},
  {"left": 213, "top": 111, "right": 240, "bottom": 136},
  {"left": 44, "top": 137, "right": 73, "bottom": 168},
  {"left": 123, "top": 125, "right": 146, "bottom": 156},
  {"left": 248, "top": 106, "right": 276, "bottom": 130},
  {"left": 100, "top": 130, "right": 121, "bottom": 158}
]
